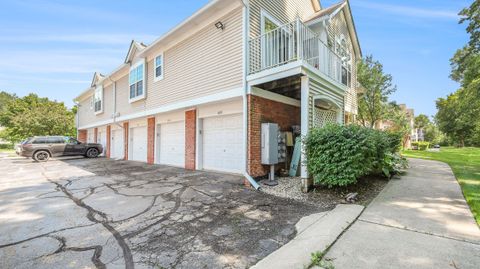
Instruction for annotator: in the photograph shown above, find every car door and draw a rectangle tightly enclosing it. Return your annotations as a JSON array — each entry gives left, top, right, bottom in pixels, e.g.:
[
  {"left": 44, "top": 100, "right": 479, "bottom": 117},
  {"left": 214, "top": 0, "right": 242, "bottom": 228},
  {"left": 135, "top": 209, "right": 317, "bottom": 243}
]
[
  {"left": 47, "top": 137, "right": 66, "bottom": 157},
  {"left": 64, "top": 137, "right": 85, "bottom": 155}
]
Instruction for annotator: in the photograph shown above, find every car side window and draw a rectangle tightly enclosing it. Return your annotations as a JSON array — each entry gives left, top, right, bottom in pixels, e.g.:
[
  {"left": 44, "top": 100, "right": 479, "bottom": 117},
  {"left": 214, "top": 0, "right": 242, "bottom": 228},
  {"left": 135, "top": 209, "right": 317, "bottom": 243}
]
[
  {"left": 47, "top": 137, "right": 64, "bottom": 144},
  {"left": 32, "top": 138, "right": 47, "bottom": 144},
  {"left": 65, "top": 137, "right": 80, "bottom": 145}
]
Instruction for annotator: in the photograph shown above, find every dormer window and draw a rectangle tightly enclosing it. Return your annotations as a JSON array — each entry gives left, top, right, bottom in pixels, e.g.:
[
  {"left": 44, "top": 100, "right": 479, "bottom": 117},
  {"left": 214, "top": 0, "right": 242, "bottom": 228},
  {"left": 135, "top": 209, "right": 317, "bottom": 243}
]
[
  {"left": 154, "top": 53, "right": 164, "bottom": 81},
  {"left": 94, "top": 86, "right": 103, "bottom": 114},
  {"left": 129, "top": 59, "right": 146, "bottom": 102}
]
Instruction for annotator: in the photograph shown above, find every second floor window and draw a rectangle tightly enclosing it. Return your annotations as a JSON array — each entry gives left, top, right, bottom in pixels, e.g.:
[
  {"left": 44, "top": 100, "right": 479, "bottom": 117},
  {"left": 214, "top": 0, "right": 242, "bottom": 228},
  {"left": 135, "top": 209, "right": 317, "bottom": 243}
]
[
  {"left": 94, "top": 86, "right": 103, "bottom": 114},
  {"left": 336, "top": 37, "right": 352, "bottom": 88},
  {"left": 154, "top": 53, "right": 164, "bottom": 81},
  {"left": 129, "top": 60, "right": 145, "bottom": 101}
]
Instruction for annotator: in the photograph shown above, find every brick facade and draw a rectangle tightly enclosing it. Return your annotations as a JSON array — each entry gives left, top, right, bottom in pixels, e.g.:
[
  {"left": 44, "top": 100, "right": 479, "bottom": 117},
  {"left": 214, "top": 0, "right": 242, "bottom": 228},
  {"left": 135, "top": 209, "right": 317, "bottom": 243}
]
[
  {"left": 185, "top": 109, "right": 196, "bottom": 170},
  {"left": 247, "top": 94, "right": 301, "bottom": 177},
  {"left": 94, "top": 128, "right": 98, "bottom": 143},
  {"left": 147, "top": 117, "right": 156, "bottom": 164},
  {"left": 123, "top": 122, "right": 129, "bottom": 160},
  {"left": 78, "top": 129, "right": 87, "bottom": 143},
  {"left": 106, "top": 125, "right": 111, "bottom": 158}
]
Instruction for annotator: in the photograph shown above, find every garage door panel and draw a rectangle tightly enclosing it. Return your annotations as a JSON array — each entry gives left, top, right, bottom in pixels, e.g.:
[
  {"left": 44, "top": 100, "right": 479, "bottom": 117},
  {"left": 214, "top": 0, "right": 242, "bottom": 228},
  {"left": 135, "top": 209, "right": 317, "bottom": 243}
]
[
  {"left": 202, "top": 114, "right": 243, "bottom": 173},
  {"left": 111, "top": 129, "right": 124, "bottom": 159},
  {"left": 159, "top": 121, "right": 185, "bottom": 167},
  {"left": 131, "top": 126, "right": 147, "bottom": 162}
]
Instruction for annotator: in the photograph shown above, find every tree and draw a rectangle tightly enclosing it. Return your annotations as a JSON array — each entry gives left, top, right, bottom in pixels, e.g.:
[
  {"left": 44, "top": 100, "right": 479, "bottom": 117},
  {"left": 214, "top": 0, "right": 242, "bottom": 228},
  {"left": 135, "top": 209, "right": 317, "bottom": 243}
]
[
  {"left": 0, "top": 94, "right": 76, "bottom": 144},
  {"left": 357, "top": 55, "right": 397, "bottom": 128},
  {"left": 0, "top": 91, "right": 16, "bottom": 113},
  {"left": 459, "top": 0, "right": 480, "bottom": 52},
  {"left": 414, "top": 114, "right": 431, "bottom": 130},
  {"left": 384, "top": 103, "right": 411, "bottom": 149}
]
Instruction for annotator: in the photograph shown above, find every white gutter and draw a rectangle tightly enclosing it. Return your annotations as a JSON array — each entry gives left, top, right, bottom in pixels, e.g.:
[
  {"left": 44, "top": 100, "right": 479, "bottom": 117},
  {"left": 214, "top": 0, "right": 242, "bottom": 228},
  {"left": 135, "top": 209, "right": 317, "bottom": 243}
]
[{"left": 241, "top": 0, "right": 260, "bottom": 190}]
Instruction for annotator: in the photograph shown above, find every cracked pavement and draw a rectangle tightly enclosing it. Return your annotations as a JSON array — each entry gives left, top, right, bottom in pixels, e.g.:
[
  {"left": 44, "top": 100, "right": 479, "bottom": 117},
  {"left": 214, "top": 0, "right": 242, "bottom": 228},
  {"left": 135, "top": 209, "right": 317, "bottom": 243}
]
[{"left": 0, "top": 156, "right": 320, "bottom": 269}]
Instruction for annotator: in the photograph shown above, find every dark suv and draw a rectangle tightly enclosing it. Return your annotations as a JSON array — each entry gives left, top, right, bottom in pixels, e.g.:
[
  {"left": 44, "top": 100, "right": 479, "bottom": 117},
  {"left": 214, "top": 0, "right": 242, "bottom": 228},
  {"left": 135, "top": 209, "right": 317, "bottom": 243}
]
[{"left": 16, "top": 136, "right": 103, "bottom": 162}]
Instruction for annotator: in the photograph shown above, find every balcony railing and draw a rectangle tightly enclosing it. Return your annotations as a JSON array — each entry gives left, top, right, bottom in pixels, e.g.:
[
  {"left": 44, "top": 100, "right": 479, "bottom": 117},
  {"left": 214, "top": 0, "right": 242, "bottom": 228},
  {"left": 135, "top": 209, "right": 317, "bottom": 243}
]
[{"left": 248, "top": 18, "right": 343, "bottom": 84}]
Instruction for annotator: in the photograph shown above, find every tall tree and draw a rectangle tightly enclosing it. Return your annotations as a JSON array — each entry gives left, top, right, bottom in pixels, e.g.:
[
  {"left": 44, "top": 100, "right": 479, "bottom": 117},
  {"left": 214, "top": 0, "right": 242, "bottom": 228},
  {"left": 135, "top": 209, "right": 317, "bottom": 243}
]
[
  {"left": 0, "top": 94, "right": 76, "bottom": 144},
  {"left": 414, "top": 114, "right": 431, "bottom": 129},
  {"left": 384, "top": 103, "right": 411, "bottom": 149},
  {"left": 459, "top": 0, "right": 480, "bottom": 52},
  {"left": 357, "top": 55, "right": 397, "bottom": 128},
  {"left": 0, "top": 91, "right": 16, "bottom": 113}
]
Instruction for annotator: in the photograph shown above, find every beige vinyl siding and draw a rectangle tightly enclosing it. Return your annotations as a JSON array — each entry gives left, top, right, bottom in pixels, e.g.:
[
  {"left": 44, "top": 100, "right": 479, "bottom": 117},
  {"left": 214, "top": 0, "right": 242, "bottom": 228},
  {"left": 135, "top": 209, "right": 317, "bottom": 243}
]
[
  {"left": 249, "top": 0, "right": 316, "bottom": 38},
  {"left": 77, "top": 84, "right": 113, "bottom": 128},
  {"left": 115, "top": 74, "right": 146, "bottom": 117},
  {"left": 77, "top": 94, "right": 95, "bottom": 128},
  {"left": 327, "top": 10, "right": 358, "bottom": 115},
  {"left": 308, "top": 78, "right": 344, "bottom": 127},
  {"left": 145, "top": 7, "right": 243, "bottom": 109}
]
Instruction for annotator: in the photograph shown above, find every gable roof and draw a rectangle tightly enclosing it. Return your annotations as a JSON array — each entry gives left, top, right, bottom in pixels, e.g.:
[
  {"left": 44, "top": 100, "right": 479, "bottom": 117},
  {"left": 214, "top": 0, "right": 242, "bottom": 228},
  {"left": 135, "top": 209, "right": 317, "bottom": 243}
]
[
  {"left": 305, "top": 0, "right": 362, "bottom": 58},
  {"left": 90, "top": 72, "right": 105, "bottom": 88},
  {"left": 124, "top": 40, "right": 147, "bottom": 64}
]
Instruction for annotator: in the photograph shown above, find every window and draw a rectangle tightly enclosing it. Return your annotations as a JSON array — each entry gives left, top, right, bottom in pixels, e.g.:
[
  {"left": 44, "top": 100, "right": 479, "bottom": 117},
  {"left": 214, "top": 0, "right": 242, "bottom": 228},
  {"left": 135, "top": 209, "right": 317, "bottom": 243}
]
[
  {"left": 154, "top": 53, "right": 164, "bottom": 81},
  {"left": 336, "top": 36, "right": 352, "bottom": 87},
  {"left": 94, "top": 86, "right": 103, "bottom": 114},
  {"left": 129, "top": 59, "right": 145, "bottom": 102},
  {"left": 32, "top": 137, "right": 47, "bottom": 144},
  {"left": 65, "top": 137, "right": 80, "bottom": 144},
  {"left": 47, "top": 137, "right": 65, "bottom": 144}
]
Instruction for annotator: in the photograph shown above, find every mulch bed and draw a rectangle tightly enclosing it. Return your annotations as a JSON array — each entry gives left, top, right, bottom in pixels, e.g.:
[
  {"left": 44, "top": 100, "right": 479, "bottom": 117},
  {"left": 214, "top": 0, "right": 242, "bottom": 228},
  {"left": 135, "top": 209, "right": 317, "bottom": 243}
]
[{"left": 260, "top": 175, "right": 390, "bottom": 210}]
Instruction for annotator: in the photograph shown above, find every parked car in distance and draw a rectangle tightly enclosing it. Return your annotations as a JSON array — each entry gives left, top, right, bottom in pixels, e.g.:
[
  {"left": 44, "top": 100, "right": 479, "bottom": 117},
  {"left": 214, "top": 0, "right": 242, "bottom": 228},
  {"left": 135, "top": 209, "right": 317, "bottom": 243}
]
[
  {"left": 433, "top": 144, "right": 441, "bottom": 149},
  {"left": 16, "top": 136, "right": 103, "bottom": 162}
]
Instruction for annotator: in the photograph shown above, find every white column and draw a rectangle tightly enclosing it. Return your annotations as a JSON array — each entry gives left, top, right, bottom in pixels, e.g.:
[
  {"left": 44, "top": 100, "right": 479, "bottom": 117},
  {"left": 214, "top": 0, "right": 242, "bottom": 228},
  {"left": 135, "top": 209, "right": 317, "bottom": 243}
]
[{"left": 300, "top": 75, "right": 309, "bottom": 179}]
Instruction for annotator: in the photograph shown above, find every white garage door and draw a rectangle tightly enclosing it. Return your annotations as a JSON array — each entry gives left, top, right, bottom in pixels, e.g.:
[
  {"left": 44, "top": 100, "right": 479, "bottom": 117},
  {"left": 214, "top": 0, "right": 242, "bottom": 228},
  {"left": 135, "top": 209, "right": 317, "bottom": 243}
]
[
  {"left": 87, "top": 129, "right": 94, "bottom": 143},
  {"left": 111, "top": 129, "right": 124, "bottom": 159},
  {"left": 158, "top": 121, "right": 185, "bottom": 167},
  {"left": 202, "top": 114, "right": 243, "bottom": 173},
  {"left": 130, "top": 126, "right": 147, "bottom": 162},
  {"left": 97, "top": 130, "right": 107, "bottom": 156}
]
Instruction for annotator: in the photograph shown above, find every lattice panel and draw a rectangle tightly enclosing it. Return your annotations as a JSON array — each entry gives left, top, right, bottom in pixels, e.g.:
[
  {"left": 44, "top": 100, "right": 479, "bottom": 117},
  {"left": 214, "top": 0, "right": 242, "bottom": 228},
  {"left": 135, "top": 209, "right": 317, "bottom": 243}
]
[{"left": 314, "top": 108, "right": 337, "bottom": 127}]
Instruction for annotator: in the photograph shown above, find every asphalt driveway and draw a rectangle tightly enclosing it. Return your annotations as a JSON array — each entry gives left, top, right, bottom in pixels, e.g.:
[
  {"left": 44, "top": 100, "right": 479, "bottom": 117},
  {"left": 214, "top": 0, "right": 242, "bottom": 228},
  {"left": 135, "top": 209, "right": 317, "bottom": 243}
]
[{"left": 0, "top": 156, "right": 318, "bottom": 269}]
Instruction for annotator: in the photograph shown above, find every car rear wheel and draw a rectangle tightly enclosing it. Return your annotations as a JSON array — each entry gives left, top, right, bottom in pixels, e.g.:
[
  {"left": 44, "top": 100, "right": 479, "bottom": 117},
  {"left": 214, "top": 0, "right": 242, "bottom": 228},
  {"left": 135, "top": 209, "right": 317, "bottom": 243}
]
[
  {"left": 86, "top": 148, "right": 99, "bottom": 158},
  {"left": 33, "top": 151, "right": 50, "bottom": 162}
]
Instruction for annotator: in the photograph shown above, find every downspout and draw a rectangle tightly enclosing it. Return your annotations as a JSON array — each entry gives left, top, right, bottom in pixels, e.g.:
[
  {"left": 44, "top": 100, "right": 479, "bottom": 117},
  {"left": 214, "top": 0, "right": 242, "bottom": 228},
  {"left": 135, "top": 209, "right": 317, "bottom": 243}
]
[{"left": 241, "top": 0, "right": 260, "bottom": 190}]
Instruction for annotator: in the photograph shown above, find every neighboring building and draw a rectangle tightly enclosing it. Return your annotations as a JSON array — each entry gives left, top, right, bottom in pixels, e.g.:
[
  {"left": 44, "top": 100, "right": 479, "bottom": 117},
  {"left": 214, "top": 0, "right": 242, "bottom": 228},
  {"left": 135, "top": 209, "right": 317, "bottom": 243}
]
[
  {"left": 74, "top": 0, "right": 361, "bottom": 180},
  {"left": 376, "top": 104, "right": 416, "bottom": 148}
]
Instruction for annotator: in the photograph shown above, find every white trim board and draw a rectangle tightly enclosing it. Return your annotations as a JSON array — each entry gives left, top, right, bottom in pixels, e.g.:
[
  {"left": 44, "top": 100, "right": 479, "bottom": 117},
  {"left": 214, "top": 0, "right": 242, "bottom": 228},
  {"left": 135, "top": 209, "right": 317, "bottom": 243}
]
[
  {"left": 78, "top": 87, "right": 243, "bottom": 130},
  {"left": 250, "top": 87, "right": 300, "bottom": 107}
]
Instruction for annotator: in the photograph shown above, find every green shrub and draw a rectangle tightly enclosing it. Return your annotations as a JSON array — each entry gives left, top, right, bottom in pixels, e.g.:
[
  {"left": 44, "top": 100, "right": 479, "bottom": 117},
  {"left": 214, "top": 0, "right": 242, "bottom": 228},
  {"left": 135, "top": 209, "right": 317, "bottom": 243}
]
[
  {"left": 304, "top": 124, "right": 406, "bottom": 187},
  {"left": 412, "top": 141, "right": 430, "bottom": 150},
  {"left": 304, "top": 124, "right": 377, "bottom": 187}
]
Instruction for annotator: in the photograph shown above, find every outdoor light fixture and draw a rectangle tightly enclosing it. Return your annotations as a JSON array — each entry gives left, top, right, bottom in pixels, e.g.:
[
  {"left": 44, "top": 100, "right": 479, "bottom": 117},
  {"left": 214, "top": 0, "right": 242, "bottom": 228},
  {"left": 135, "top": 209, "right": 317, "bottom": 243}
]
[{"left": 215, "top": 21, "right": 224, "bottom": 30}]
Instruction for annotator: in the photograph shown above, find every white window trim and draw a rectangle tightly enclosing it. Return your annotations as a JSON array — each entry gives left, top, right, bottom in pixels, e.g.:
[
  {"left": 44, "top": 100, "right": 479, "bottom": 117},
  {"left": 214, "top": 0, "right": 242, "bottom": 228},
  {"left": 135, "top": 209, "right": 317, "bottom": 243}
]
[
  {"left": 129, "top": 58, "right": 146, "bottom": 103},
  {"left": 260, "top": 9, "right": 282, "bottom": 36},
  {"left": 153, "top": 53, "right": 164, "bottom": 82},
  {"left": 94, "top": 86, "right": 104, "bottom": 115}
]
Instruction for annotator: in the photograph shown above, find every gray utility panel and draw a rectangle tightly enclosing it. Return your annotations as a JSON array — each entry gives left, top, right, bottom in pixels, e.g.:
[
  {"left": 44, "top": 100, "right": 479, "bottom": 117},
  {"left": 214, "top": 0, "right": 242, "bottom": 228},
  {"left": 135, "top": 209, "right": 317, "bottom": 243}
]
[{"left": 261, "top": 123, "right": 279, "bottom": 165}]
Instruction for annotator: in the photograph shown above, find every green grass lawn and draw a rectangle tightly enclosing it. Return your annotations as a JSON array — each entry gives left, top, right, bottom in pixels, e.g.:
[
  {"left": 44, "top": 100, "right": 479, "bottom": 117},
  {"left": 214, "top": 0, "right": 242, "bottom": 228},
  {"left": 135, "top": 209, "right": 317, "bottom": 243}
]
[{"left": 402, "top": 147, "right": 480, "bottom": 226}]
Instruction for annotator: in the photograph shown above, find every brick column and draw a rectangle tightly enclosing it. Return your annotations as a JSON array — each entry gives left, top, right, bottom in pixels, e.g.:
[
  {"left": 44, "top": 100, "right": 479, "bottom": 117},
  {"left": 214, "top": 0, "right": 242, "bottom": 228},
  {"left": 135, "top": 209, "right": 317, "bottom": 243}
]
[
  {"left": 94, "top": 127, "right": 98, "bottom": 143},
  {"left": 123, "top": 122, "right": 129, "bottom": 160},
  {"left": 78, "top": 129, "right": 87, "bottom": 143},
  {"left": 147, "top": 117, "right": 156, "bottom": 164},
  {"left": 106, "top": 125, "right": 111, "bottom": 158},
  {"left": 185, "top": 109, "right": 196, "bottom": 170}
]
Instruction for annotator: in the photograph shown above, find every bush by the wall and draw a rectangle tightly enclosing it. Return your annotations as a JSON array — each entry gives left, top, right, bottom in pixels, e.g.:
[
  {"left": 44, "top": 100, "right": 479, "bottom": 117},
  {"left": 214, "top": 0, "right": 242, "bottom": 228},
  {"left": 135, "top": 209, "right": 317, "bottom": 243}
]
[
  {"left": 411, "top": 141, "right": 430, "bottom": 150},
  {"left": 304, "top": 124, "right": 405, "bottom": 188}
]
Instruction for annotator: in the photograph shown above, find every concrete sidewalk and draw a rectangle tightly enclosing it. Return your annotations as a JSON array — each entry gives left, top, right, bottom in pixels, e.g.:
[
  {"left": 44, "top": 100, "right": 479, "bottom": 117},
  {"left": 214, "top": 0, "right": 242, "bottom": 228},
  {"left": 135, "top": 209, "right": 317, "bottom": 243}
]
[
  {"left": 324, "top": 158, "right": 480, "bottom": 269},
  {"left": 251, "top": 204, "right": 364, "bottom": 269}
]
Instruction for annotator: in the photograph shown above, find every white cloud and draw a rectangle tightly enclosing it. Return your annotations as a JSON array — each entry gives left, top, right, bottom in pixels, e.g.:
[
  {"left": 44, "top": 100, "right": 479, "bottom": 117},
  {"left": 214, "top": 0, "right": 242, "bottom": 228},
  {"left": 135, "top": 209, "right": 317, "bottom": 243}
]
[
  {"left": 0, "top": 33, "right": 157, "bottom": 45},
  {"left": 353, "top": 1, "right": 459, "bottom": 20}
]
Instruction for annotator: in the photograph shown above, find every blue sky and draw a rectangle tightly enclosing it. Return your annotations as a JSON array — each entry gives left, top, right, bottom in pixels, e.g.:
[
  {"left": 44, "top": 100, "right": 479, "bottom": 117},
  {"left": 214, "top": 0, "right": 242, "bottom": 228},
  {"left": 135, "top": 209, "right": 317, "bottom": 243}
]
[{"left": 0, "top": 0, "right": 471, "bottom": 118}]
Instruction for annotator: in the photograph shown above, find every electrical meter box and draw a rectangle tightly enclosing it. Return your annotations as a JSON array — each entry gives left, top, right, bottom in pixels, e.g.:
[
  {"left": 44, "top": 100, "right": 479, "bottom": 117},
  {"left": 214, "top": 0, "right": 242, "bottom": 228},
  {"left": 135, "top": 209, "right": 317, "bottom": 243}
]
[{"left": 261, "top": 123, "right": 279, "bottom": 165}]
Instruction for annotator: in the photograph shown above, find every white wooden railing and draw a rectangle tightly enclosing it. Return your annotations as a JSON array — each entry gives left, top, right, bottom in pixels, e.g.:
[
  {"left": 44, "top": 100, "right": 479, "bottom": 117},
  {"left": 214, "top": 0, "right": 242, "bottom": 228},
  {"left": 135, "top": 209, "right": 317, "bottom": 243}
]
[{"left": 248, "top": 18, "right": 343, "bottom": 84}]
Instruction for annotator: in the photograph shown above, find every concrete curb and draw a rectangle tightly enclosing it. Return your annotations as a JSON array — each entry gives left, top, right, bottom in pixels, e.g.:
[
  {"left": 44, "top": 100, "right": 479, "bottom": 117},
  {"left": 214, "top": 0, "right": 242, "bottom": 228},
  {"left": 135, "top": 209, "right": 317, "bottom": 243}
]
[{"left": 251, "top": 204, "right": 364, "bottom": 269}]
